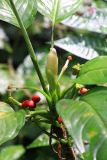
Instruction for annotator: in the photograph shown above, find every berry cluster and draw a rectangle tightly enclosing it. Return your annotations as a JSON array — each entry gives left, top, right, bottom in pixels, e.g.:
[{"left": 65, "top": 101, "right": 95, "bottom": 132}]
[{"left": 21, "top": 95, "right": 41, "bottom": 109}]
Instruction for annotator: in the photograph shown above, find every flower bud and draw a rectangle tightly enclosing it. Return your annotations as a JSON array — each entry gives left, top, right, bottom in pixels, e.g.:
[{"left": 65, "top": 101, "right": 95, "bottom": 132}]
[
  {"left": 46, "top": 48, "right": 58, "bottom": 76},
  {"left": 46, "top": 48, "right": 58, "bottom": 91}
]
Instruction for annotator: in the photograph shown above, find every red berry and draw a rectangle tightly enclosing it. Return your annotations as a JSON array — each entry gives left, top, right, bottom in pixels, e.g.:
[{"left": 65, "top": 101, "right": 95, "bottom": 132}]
[
  {"left": 21, "top": 100, "right": 35, "bottom": 108},
  {"left": 79, "top": 88, "right": 89, "bottom": 94},
  {"left": 32, "top": 95, "right": 41, "bottom": 103},
  {"left": 58, "top": 117, "right": 63, "bottom": 124}
]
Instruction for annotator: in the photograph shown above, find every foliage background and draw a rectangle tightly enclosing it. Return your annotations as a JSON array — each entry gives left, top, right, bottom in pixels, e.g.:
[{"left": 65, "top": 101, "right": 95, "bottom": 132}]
[{"left": 0, "top": 0, "right": 107, "bottom": 159}]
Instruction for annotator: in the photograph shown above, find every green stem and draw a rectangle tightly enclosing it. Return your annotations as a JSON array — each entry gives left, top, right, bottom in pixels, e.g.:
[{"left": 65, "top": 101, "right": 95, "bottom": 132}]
[
  {"left": 9, "top": 0, "right": 48, "bottom": 95},
  {"left": 51, "top": 23, "right": 55, "bottom": 48},
  {"left": 9, "top": 96, "right": 21, "bottom": 106},
  {"left": 27, "top": 110, "right": 60, "bottom": 127},
  {"left": 11, "top": 86, "right": 51, "bottom": 103},
  {"left": 26, "top": 110, "right": 48, "bottom": 118}
]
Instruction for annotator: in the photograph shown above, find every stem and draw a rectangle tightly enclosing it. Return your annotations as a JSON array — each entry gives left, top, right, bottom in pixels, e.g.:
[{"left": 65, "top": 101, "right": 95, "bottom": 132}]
[
  {"left": 26, "top": 110, "right": 60, "bottom": 127},
  {"left": 57, "top": 59, "right": 71, "bottom": 82},
  {"left": 51, "top": 23, "right": 55, "bottom": 48},
  {"left": 8, "top": 96, "right": 21, "bottom": 106},
  {"left": 9, "top": 0, "right": 48, "bottom": 95},
  {"left": 9, "top": 86, "right": 51, "bottom": 103},
  {"left": 26, "top": 110, "right": 48, "bottom": 118}
]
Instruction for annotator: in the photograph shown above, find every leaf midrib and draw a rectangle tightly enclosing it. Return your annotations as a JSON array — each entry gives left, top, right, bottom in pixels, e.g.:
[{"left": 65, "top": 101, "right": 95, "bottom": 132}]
[{"left": 52, "top": 0, "right": 60, "bottom": 25}]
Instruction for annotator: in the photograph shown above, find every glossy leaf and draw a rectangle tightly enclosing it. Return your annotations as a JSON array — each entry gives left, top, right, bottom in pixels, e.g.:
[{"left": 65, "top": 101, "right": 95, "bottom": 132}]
[
  {"left": 54, "top": 35, "right": 107, "bottom": 60},
  {"left": 0, "top": 102, "right": 25, "bottom": 145},
  {"left": 56, "top": 87, "right": 107, "bottom": 159},
  {"left": 74, "top": 56, "right": 107, "bottom": 84},
  {"left": 0, "top": 145, "right": 25, "bottom": 160},
  {"left": 62, "top": 7, "right": 107, "bottom": 34},
  {"left": 37, "top": 0, "right": 83, "bottom": 24},
  {"left": 0, "top": 0, "right": 37, "bottom": 28}
]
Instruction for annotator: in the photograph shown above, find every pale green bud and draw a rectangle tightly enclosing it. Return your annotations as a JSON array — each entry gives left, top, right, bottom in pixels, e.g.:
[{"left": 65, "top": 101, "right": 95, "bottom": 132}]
[
  {"left": 46, "top": 48, "right": 58, "bottom": 92},
  {"left": 46, "top": 48, "right": 58, "bottom": 76}
]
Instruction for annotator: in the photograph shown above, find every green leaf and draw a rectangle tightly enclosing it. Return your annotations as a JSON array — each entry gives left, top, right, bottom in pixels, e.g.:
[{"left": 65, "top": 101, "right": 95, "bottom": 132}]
[
  {"left": 55, "top": 35, "right": 107, "bottom": 60},
  {"left": 27, "top": 133, "right": 56, "bottom": 149},
  {"left": 0, "top": 102, "right": 25, "bottom": 145},
  {"left": 37, "top": 0, "right": 83, "bottom": 24},
  {"left": 0, "top": 145, "right": 25, "bottom": 160},
  {"left": 0, "top": 0, "right": 37, "bottom": 28},
  {"left": 74, "top": 56, "right": 107, "bottom": 84},
  {"left": 56, "top": 87, "right": 107, "bottom": 160}
]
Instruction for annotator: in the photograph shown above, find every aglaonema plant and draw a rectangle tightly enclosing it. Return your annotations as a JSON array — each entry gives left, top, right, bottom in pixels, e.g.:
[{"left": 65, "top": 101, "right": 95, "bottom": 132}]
[{"left": 1, "top": 0, "right": 107, "bottom": 160}]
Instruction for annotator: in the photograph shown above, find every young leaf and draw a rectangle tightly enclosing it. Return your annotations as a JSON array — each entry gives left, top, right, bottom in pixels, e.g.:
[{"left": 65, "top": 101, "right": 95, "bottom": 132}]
[
  {"left": 0, "top": 102, "right": 25, "bottom": 145},
  {"left": 0, "top": 0, "right": 37, "bottom": 28},
  {"left": 56, "top": 87, "right": 107, "bottom": 160},
  {"left": 36, "top": 0, "right": 83, "bottom": 24},
  {"left": 0, "top": 145, "right": 25, "bottom": 160},
  {"left": 74, "top": 56, "right": 107, "bottom": 84}
]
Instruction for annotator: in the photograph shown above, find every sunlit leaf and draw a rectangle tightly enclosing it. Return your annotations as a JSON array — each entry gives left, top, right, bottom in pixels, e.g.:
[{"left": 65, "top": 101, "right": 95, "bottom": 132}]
[
  {"left": 37, "top": 0, "right": 83, "bottom": 24},
  {"left": 54, "top": 35, "right": 107, "bottom": 60},
  {"left": 0, "top": 0, "right": 37, "bottom": 28},
  {"left": 0, "top": 102, "right": 25, "bottom": 145}
]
